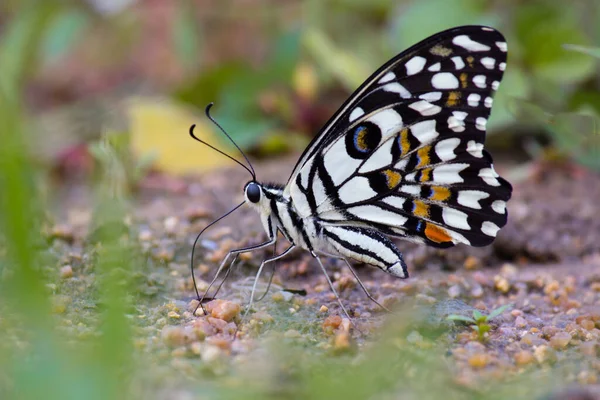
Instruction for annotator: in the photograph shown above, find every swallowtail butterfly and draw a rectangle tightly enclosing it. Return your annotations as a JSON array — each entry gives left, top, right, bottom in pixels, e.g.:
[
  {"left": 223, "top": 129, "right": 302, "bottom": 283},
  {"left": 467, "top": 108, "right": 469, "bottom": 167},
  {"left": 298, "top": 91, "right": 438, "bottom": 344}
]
[{"left": 191, "top": 25, "right": 512, "bottom": 314}]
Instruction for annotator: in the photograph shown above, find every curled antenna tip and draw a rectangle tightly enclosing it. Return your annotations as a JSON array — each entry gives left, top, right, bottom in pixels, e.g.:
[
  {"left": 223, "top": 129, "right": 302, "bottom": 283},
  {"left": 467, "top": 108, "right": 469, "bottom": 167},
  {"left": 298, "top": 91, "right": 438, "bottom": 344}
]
[
  {"left": 189, "top": 123, "right": 197, "bottom": 138},
  {"left": 205, "top": 102, "right": 215, "bottom": 116}
]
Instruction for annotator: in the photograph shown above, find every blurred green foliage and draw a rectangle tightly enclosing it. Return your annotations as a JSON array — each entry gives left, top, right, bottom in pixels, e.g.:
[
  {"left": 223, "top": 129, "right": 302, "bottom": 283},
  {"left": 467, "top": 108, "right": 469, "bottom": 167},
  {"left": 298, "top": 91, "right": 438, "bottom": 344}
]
[{"left": 0, "top": 0, "right": 599, "bottom": 399}]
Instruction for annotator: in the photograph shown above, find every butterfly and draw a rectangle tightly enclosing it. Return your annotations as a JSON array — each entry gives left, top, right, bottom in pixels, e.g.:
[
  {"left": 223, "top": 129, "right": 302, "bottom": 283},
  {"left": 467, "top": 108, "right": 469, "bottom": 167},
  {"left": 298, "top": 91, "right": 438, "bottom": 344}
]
[{"left": 190, "top": 25, "right": 512, "bottom": 316}]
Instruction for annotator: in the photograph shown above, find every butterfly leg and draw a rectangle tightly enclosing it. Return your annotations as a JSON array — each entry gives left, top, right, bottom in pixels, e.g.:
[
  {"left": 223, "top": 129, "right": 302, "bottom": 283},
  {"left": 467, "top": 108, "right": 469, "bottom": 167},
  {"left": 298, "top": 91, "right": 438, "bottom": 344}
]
[
  {"left": 340, "top": 257, "right": 392, "bottom": 313},
  {"left": 311, "top": 251, "right": 365, "bottom": 335},
  {"left": 198, "top": 236, "right": 277, "bottom": 313},
  {"left": 315, "top": 250, "right": 391, "bottom": 312},
  {"left": 235, "top": 245, "right": 295, "bottom": 337}
]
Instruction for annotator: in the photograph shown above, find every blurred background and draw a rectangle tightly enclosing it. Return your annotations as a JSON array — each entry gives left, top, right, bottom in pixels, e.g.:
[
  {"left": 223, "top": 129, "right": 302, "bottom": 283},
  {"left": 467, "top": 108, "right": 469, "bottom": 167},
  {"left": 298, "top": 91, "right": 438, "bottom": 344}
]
[{"left": 0, "top": 0, "right": 599, "bottom": 399}]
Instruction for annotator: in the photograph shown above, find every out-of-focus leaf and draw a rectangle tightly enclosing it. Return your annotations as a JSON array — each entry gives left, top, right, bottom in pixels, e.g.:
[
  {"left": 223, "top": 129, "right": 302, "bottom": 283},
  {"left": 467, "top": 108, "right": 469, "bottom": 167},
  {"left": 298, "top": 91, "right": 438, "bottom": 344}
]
[
  {"left": 516, "top": 4, "right": 595, "bottom": 84},
  {"left": 172, "top": 0, "right": 201, "bottom": 69},
  {"left": 488, "top": 66, "right": 531, "bottom": 131},
  {"left": 303, "top": 28, "right": 370, "bottom": 91},
  {"left": 267, "top": 29, "right": 302, "bottom": 81},
  {"left": 128, "top": 98, "right": 231, "bottom": 175},
  {"left": 0, "top": 5, "right": 54, "bottom": 95},
  {"left": 563, "top": 44, "right": 600, "bottom": 59},
  {"left": 390, "top": 0, "right": 489, "bottom": 51},
  {"left": 569, "top": 91, "right": 600, "bottom": 115},
  {"left": 41, "top": 8, "right": 89, "bottom": 64},
  {"left": 547, "top": 112, "right": 600, "bottom": 169}
]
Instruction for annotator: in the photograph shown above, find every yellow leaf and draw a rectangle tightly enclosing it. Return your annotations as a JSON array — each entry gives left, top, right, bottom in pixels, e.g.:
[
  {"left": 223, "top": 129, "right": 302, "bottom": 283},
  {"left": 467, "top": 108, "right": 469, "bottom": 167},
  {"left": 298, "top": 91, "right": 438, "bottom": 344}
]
[{"left": 128, "top": 98, "right": 231, "bottom": 175}]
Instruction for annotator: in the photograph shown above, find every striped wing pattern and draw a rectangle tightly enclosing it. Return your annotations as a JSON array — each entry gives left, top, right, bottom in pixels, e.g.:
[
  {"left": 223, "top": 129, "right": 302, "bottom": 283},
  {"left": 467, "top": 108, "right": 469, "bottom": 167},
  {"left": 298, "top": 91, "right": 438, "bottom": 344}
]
[{"left": 287, "top": 26, "right": 512, "bottom": 249}]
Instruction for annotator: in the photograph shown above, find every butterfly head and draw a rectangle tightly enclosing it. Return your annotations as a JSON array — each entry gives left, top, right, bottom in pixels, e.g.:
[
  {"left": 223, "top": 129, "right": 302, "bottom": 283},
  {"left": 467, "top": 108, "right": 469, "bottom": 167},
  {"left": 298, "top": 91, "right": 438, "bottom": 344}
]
[{"left": 244, "top": 181, "right": 262, "bottom": 204}]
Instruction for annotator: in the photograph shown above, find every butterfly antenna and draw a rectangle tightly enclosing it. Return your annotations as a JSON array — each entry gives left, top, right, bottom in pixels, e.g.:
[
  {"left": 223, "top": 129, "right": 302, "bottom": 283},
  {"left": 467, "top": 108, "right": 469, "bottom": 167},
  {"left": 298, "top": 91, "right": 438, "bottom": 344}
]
[
  {"left": 190, "top": 201, "right": 245, "bottom": 308},
  {"left": 204, "top": 102, "right": 256, "bottom": 180},
  {"left": 189, "top": 123, "right": 254, "bottom": 179}
]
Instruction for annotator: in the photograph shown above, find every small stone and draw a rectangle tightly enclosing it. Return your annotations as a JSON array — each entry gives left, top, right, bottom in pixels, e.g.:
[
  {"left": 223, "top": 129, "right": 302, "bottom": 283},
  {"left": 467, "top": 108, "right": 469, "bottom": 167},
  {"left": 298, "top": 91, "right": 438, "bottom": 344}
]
[
  {"left": 579, "top": 342, "right": 599, "bottom": 357},
  {"left": 515, "top": 316, "right": 527, "bottom": 329},
  {"left": 205, "top": 299, "right": 241, "bottom": 322},
  {"left": 494, "top": 276, "right": 510, "bottom": 293},
  {"left": 190, "top": 342, "right": 202, "bottom": 355},
  {"left": 138, "top": 230, "right": 152, "bottom": 241},
  {"left": 161, "top": 326, "right": 188, "bottom": 347},
  {"left": 167, "top": 311, "right": 180, "bottom": 319},
  {"left": 468, "top": 353, "right": 489, "bottom": 369},
  {"left": 580, "top": 319, "right": 596, "bottom": 331},
  {"left": 164, "top": 216, "right": 179, "bottom": 235},
  {"left": 49, "top": 224, "right": 75, "bottom": 243},
  {"left": 60, "top": 265, "right": 73, "bottom": 279},
  {"left": 448, "top": 285, "right": 461, "bottom": 298},
  {"left": 534, "top": 345, "right": 557, "bottom": 364},
  {"left": 463, "top": 256, "right": 481, "bottom": 270},
  {"left": 549, "top": 332, "right": 572, "bottom": 349},
  {"left": 514, "top": 350, "right": 534, "bottom": 366},
  {"left": 323, "top": 315, "right": 342, "bottom": 334},
  {"left": 470, "top": 284, "right": 484, "bottom": 298},
  {"left": 510, "top": 309, "right": 524, "bottom": 317},
  {"left": 201, "top": 344, "right": 222, "bottom": 363},
  {"left": 333, "top": 332, "right": 352, "bottom": 352},
  {"left": 319, "top": 305, "right": 329, "bottom": 313}
]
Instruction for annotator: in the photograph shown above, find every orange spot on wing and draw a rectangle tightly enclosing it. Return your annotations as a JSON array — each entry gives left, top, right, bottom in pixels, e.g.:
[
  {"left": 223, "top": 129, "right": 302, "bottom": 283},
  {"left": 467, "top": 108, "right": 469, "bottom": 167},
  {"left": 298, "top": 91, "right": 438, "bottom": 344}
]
[
  {"left": 420, "top": 168, "right": 431, "bottom": 182},
  {"left": 430, "top": 186, "right": 451, "bottom": 201},
  {"left": 460, "top": 73, "right": 468, "bottom": 88},
  {"left": 399, "top": 128, "right": 410, "bottom": 156},
  {"left": 466, "top": 56, "right": 474, "bottom": 67},
  {"left": 446, "top": 91, "right": 461, "bottom": 107},
  {"left": 425, "top": 223, "right": 453, "bottom": 243},
  {"left": 416, "top": 146, "right": 431, "bottom": 168},
  {"left": 383, "top": 169, "right": 402, "bottom": 189},
  {"left": 413, "top": 200, "right": 430, "bottom": 218}
]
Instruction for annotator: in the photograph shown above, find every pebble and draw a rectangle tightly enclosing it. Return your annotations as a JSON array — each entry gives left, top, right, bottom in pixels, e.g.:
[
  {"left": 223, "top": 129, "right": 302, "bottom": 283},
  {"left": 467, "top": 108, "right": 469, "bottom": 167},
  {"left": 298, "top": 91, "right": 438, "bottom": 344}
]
[
  {"left": 163, "top": 216, "right": 179, "bottom": 235},
  {"left": 319, "top": 305, "right": 329, "bottom": 313},
  {"left": 448, "top": 285, "right": 461, "bottom": 298},
  {"left": 162, "top": 326, "right": 188, "bottom": 347},
  {"left": 168, "top": 311, "right": 180, "bottom": 319},
  {"left": 534, "top": 345, "right": 557, "bottom": 364},
  {"left": 468, "top": 353, "right": 489, "bottom": 369},
  {"left": 514, "top": 350, "right": 534, "bottom": 366},
  {"left": 514, "top": 316, "right": 527, "bottom": 329},
  {"left": 463, "top": 256, "right": 481, "bottom": 270},
  {"left": 579, "top": 341, "right": 599, "bottom": 357},
  {"left": 205, "top": 300, "right": 241, "bottom": 322},
  {"left": 49, "top": 224, "right": 75, "bottom": 243},
  {"left": 333, "top": 332, "right": 352, "bottom": 352},
  {"left": 549, "top": 332, "right": 572, "bottom": 349},
  {"left": 494, "top": 276, "right": 510, "bottom": 293},
  {"left": 60, "top": 265, "right": 73, "bottom": 279},
  {"left": 200, "top": 344, "right": 222, "bottom": 363},
  {"left": 323, "top": 315, "right": 342, "bottom": 334}
]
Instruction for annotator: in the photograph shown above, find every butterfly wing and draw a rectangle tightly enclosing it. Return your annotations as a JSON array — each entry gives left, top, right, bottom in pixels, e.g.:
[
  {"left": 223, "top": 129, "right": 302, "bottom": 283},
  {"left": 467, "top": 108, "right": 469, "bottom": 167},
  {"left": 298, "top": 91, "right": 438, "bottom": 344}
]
[{"left": 287, "top": 25, "right": 511, "bottom": 248}]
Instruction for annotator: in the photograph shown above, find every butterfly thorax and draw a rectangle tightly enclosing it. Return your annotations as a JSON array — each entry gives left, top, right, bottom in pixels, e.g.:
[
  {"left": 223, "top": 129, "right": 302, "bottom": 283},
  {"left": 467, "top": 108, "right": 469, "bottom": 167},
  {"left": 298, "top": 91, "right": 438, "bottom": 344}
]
[{"left": 244, "top": 181, "right": 322, "bottom": 252}]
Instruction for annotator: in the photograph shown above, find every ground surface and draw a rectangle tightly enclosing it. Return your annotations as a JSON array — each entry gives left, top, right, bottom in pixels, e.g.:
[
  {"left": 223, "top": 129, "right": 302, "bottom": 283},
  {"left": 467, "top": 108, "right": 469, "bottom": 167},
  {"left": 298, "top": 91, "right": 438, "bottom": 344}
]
[{"left": 48, "top": 156, "right": 600, "bottom": 399}]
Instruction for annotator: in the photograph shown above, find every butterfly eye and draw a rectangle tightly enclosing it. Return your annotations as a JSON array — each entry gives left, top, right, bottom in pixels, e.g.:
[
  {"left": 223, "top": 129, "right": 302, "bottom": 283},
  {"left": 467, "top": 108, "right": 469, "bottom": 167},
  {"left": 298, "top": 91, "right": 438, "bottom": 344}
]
[{"left": 246, "top": 183, "right": 261, "bottom": 203}]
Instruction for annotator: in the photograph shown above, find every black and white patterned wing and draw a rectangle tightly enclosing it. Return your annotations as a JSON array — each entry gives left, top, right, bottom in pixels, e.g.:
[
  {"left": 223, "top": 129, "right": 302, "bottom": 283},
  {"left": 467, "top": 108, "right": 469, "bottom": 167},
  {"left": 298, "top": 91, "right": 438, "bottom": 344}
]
[{"left": 287, "top": 25, "right": 511, "bottom": 248}]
